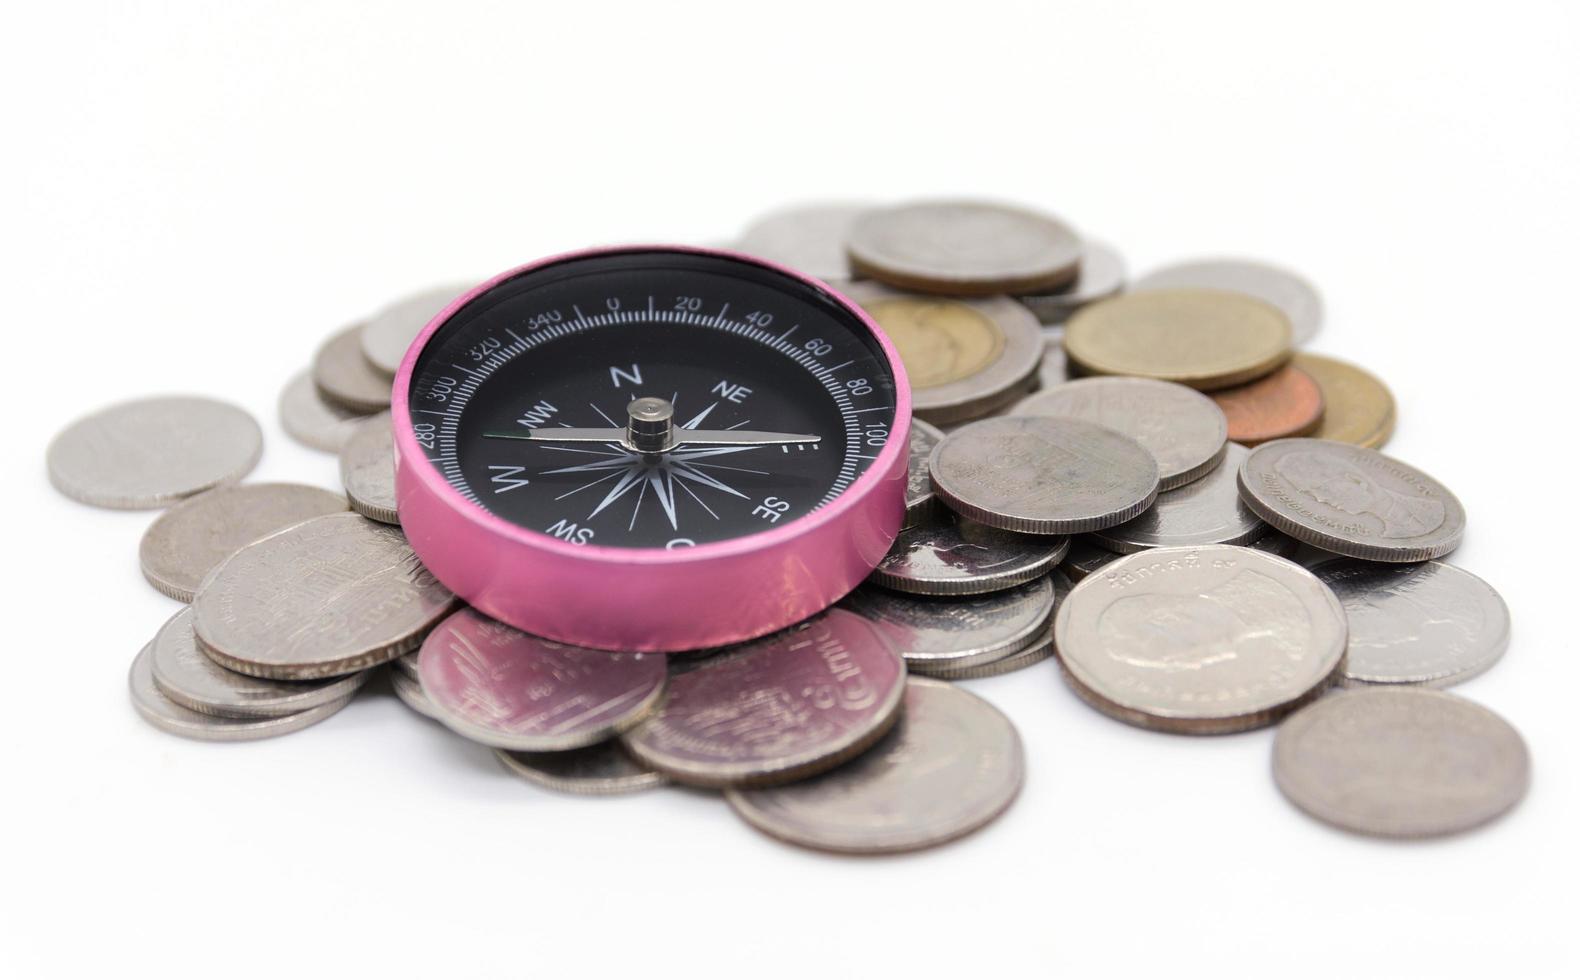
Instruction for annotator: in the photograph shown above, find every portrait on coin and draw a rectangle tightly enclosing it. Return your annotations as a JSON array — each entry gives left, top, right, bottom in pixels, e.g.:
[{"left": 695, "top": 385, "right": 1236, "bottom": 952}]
[
  {"left": 1097, "top": 569, "right": 1310, "bottom": 672},
  {"left": 1274, "top": 450, "right": 1444, "bottom": 538}
]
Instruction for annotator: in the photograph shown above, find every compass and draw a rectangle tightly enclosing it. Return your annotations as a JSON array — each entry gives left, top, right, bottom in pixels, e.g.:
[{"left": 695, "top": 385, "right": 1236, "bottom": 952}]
[{"left": 392, "top": 246, "right": 911, "bottom": 652}]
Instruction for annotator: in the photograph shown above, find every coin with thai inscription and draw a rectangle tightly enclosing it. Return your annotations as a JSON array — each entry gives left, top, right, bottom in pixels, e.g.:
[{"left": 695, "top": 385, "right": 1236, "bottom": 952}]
[
  {"left": 1237, "top": 439, "right": 1465, "bottom": 562},
  {"left": 734, "top": 202, "right": 869, "bottom": 282},
  {"left": 1064, "top": 288, "right": 1292, "bottom": 390},
  {"left": 1273, "top": 688, "right": 1528, "bottom": 838},
  {"left": 1135, "top": 258, "right": 1322, "bottom": 346},
  {"left": 725, "top": 678, "right": 1023, "bottom": 854},
  {"left": 151, "top": 607, "right": 368, "bottom": 718},
  {"left": 360, "top": 284, "right": 471, "bottom": 377},
  {"left": 1312, "top": 559, "right": 1510, "bottom": 687},
  {"left": 1012, "top": 377, "right": 1228, "bottom": 490},
  {"left": 279, "top": 369, "right": 373, "bottom": 452},
  {"left": 192, "top": 512, "right": 456, "bottom": 680},
  {"left": 139, "top": 482, "right": 349, "bottom": 602},
  {"left": 842, "top": 283, "right": 1042, "bottom": 424},
  {"left": 1208, "top": 364, "right": 1325, "bottom": 445},
  {"left": 1292, "top": 353, "right": 1395, "bottom": 449},
  {"left": 1094, "top": 443, "right": 1267, "bottom": 553},
  {"left": 1054, "top": 545, "right": 1347, "bottom": 734},
  {"left": 904, "top": 418, "right": 946, "bottom": 526},
  {"left": 130, "top": 643, "right": 353, "bottom": 741},
  {"left": 622, "top": 608, "right": 907, "bottom": 788},
  {"left": 314, "top": 324, "right": 392, "bottom": 413},
  {"left": 47, "top": 396, "right": 262, "bottom": 509},
  {"left": 870, "top": 512, "right": 1068, "bottom": 595},
  {"left": 846, "top": 200, "right": 1083, "bottom": 295},
  {"left": 1016, "top": 239, "right": 1126, "bottom": 325},
  {"left": 930, "top": 416, "right": 1159, "bottom": 534},
  {"left": 340, "top": 413, "right": 398, "bottom": 524},
  {"left": 495, "top": 742, "right": 668, "bottom": 795},
  {"left": 417, "top": 606, "right": 667, "bottom": 751},
  {"left": 843, "top": 576, "right": 1054, "bottom": 671},
  {"left": 1059, "top": 538, "right": 1121, "bottom": 581}
]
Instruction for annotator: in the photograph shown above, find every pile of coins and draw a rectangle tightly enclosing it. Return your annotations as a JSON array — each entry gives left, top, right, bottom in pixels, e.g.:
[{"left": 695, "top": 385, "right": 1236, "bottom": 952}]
[{"left": 47, "top": 197, "right": 1528, "bottom": 851}]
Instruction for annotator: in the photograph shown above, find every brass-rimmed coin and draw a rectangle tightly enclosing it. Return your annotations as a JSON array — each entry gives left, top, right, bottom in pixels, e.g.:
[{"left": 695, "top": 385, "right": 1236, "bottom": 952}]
[
  {"left": 846, "top": 200, "right": 1083, "bottom": 296},
  {"left": 1209, "top": 363, "right": 1325, "bottom": 445},
  {"left": 842, "top": 283, "right": 1042, "bottom": 424},
  {"left": 1064, "top": 288, "right": 1292, "bottom": 391},
  {"left": 1292, "top": 353, "right": 1395, "bottom": 449}
]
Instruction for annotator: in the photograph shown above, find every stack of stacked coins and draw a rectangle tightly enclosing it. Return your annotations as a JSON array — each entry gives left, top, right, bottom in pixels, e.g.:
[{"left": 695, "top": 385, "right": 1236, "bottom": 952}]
[{"left": 45, "top": 197, "right": 1527, "bottom": 851}]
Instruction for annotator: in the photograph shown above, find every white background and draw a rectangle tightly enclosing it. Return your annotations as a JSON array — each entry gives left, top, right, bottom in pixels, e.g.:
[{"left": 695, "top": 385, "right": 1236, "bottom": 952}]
[{"left": 4, "top": 3, "right": 1575, "bottom": 977}]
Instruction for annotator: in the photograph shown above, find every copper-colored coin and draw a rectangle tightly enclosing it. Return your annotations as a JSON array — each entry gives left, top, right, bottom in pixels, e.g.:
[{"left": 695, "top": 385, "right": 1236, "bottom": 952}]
[
  {"left": 1293, "top": 353, "right": 1395, "bottom": 449},
  {"left": 1209, "top": 363, "right": 1325, "bottom": 446},
  {"left": 1063, "top": 288, "right": 1292, "bottom": 391}
]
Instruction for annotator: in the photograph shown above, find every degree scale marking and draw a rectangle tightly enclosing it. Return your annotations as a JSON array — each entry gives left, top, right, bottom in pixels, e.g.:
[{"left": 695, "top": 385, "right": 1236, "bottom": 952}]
[{"left": 417, "top": 303, "right": 891, "bottom": 518}]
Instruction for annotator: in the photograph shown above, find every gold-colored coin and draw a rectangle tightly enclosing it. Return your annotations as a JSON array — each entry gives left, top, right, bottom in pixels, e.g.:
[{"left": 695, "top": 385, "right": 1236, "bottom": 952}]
[
  {"left": 1063, "top": 288, "right": 1293, "bottom": 391},
  {"left": 866, "top": 297, "right": 1005, "bottom": 387},
  {"left": 842, "top": 283, "right": 1042, "bottom": 425},
  {"left": 1292, "top": 352, "right": 1395, "bottom": 449}
]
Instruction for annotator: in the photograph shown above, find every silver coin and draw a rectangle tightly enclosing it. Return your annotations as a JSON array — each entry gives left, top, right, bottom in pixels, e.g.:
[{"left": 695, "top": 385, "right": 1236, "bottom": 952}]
[
  {"left": 192, "top": 512, "right": 456, "bottom": 680},
  {"left": 904, "top": 418, "right": 946, "bottom": 526},
  {"left": 47, "top": 396, "right": 262, "bottom": 509},
  {"left": 1012, "top": 377, "right": 1228, "bottom": 490},
  {"left": 1055, "top": 545, "right": 1347, "bottom": 734},
  {"left": 622, "top": 608, "right": 907, "bottom": 788},
  {"left": 417, "top": 607, "right": 667, "bottom": 751},
  {"left": 150, "top": 607, "right": 368, "bottom": 718},
  {"left": 129, "top": 643, "right": 353, "bottom": 741},
  {"left": 279, "top": 369, "right": 373, "bottom": 453},
  {"left": 313, "top": 324, "right": 392, "bottom": 413},
  {"left": 1274, "top": 688, "right": 1528, "bottom": 838},
  {"left": 1311, "top": 559, "right": 1511, "bottom": 687},
  {"left": 930, "top": 416, "right": 1159, "bottom": 534},
  {"left": 915, "top": 572, "right": 1072, "bottom": 680},
  {"left": 139, "top": 482, "right": 349, "bottom": 602},
  {"left": 1016, "top": 239, "right": 1126, "bottom": 325},
  {"left": 390, "top": 667, "right": 438, "bottom": 719},
  {"left": 339, "top": 413, "right": 398, "bottom": 524},
  {"left": 733, "top": 203, "right": 869, "bottom": 282},
  {"left": 360, "top": 284, "right": 472, "bottom": 377},
  {"left": 1135, "top": 257, "right": 1322, "bottom": 346},
  {"left": 847, "top": 200, "right": 1083, "bottom": 295},
  {"left": 840, "top": 282, "right": 1044, "bottom": 425},
  {"left": 1250, "top": 531, "right": 1303, "bottom": 560},
  {"left": 870, "top": 512, "right": 1069, "bottom": 595},
  {"left": 1094, "top": 443, "right": 1267, "bottom": 553},
  {"left": 725, "top": 678, "right": 1023, "bottom": 854},
  {"left": 394, "top": 650, "right": 419, "bottom": 680},
  {"left": 843, "top": 576, "right": 1055, "bottom": 671},
  {"left": 1037, "top": 337, "right": 1071, "bottom": 389},
  {"left": 495, "top": 742, "right": 667, "bottom": 796},
  {"left": 1237, "top": 439, "right": 1466, "bottom": 562},
  {"left": 1059, "top": 538, "right": 1120, "bottom": 581}
]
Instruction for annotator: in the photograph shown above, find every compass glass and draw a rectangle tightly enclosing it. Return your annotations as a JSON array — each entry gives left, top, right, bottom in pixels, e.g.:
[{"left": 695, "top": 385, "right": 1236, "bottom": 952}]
[{"left": 407, "top": 250, "right": 899, "bottom": 549}]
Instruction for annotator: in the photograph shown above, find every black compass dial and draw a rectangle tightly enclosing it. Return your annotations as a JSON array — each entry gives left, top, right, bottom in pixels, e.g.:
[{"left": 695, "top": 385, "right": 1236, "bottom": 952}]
[{"left": 407, "top": 250, "right": 899, "bottom": 549}]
